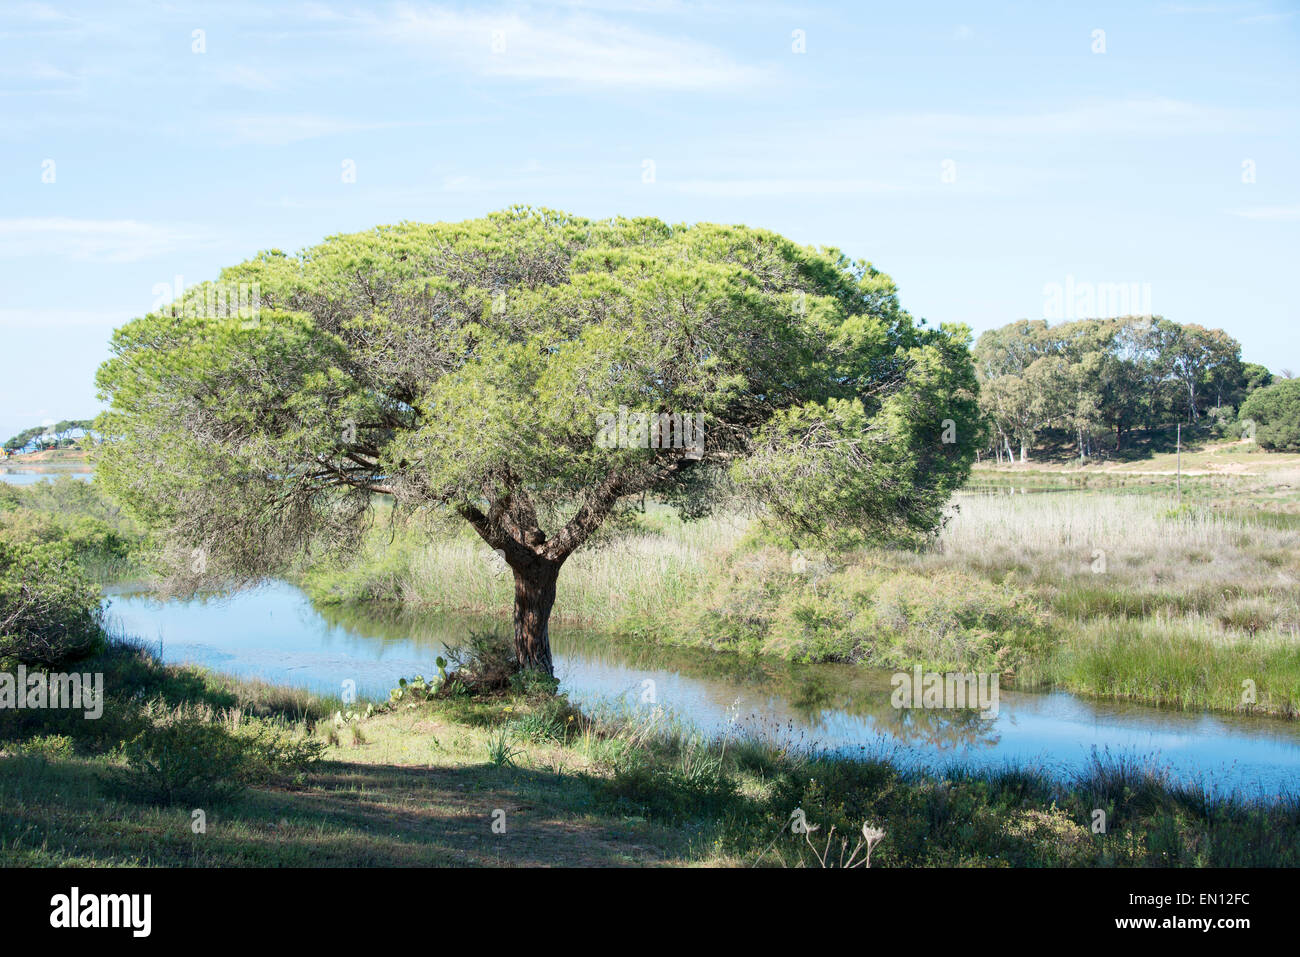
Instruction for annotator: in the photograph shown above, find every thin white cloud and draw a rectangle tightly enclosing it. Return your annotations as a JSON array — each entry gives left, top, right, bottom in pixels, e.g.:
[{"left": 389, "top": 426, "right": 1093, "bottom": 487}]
[
  {"left": 6, "top": 2, "right": 75, "bottom": 23},
  {"left": 208, "top": 113, "right": 423, "bottom": 146},
  {"left": 1237, "top": 11, "right": 1296, "bottom": 22},
  {"left": 1160, "top": 2, "right": 1295, "bottom": 21},
  {"left": 363, "top": 2, "right": 766, "bottom": 90},
  {"left": 899, "top": 97, "right": 1231, "bottom": 140},
  {"left": 0, "top": 58, "right": 84, "bottom": 96},
  {"left": 0, "top": 218, "right": 206, "bottom": 262},
  {"left": 668, "top": 178, "right": 906, "bottom": 197},
  {"left": 1228, "top": 204, "right": 1300, "bottom": 221},
  {"left": 0, "top": 1, "right": 114, "bottom": 40},
  {"left": 212, "top": 64, "right": 279, "bottom": 92},
  {"left": 1161, "top": 3, "right": 1243, "bottom": 12}
]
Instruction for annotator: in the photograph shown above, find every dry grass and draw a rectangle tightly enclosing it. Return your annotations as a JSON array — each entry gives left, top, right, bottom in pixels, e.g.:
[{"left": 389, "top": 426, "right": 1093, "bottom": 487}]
[{"left": 310, "top": 506, "right": 750, "bottom": 627}]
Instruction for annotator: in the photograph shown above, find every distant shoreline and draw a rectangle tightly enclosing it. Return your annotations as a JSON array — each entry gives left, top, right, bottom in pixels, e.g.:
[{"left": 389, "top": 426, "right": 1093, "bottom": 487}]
[{"left": 0, "top": 448, "right": 93, "bottom": 469}]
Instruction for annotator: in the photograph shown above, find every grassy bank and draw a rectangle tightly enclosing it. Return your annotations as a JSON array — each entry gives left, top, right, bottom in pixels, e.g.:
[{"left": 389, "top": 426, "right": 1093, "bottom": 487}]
[
  {"left": 300, "top": 468, "right": 1300, "bottom": 718},
  {"left": 3, "top": 637, "right": 1298, "bottom": 867}
]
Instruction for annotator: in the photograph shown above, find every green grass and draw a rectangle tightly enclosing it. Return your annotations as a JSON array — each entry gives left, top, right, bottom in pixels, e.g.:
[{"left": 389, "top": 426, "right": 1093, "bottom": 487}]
[
  {"left": 3, "top": 644, "right": 1298, "bottom": 867},
  {"left": 1043, "top": 617, "right": 1300, "bottom": 714}
]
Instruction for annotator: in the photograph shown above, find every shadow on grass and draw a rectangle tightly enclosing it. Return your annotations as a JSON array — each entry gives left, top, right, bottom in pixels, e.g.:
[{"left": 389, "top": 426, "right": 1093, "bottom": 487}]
[
  {"left": 1000, "top": 423, "right": 1219, "bottom": 466},
  {"left": 0, "top": 753, "right": 688, "bottom": 867}
]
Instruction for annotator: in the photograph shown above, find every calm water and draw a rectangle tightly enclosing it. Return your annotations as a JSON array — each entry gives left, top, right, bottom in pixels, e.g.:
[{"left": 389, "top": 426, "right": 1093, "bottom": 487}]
[
  {"left": 106, "top": 580, "right": 1300, "bottom": 798},
  {"left": 0, "top": 466, "right": 94, "bottom": 485}
]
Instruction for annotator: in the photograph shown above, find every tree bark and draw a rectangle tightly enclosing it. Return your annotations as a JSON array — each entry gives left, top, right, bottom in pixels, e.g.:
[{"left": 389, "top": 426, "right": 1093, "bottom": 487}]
[{"left": 512, "top": 559, "right": 561, "bottom": 676}]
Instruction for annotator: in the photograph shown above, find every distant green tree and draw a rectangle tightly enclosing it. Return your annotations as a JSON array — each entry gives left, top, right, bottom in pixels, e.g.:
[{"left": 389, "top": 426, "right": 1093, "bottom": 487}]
[
  {"left": 1224, "top": 362, "right": 1274, "bottom": 412},
  {"left": 3, "top": 426, "right": 44, "bottom": 453},
  {"left": 1163, "top": 321, "right": 1242, "bottom": 422},
  {"left": 975, "top": 315, "right": 1249, "bottom": 456},
  {"left": 972, "top": 320, "right": 1055, "bottom": 462},
  {"left": 96, "top": 209, "right": 981, "bottom": 675},
  {"left": 1240, "top": 379, "right": 1300, "bottom": 452}
]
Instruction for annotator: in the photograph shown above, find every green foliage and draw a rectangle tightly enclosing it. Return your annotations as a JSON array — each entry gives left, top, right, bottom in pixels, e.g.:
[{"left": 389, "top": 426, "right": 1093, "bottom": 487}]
[
  {"left": 114, "top": 706, "right": 325, "bottom": 804},
  {"left": 234, "top": 719, "right": 328, "bottom": 784},
  {"left": 0, "top": 477, "right": 146, "bottom": 582},
  {"left": 16, "top": 733, "right": 76, "bottom": 760},
  {"left": 0, "top": 539, "right": 105, "bottom": 667},
  {"left": 484, "top": 728, "right": 524, "bottom": 768},
  {"left": 440, "top": 629, "right": 522, "bottom": 693},
  {"left": 599, "top": 744, "right": 738, "bottom": 822},
  {"left": 974, "top": 316, "right": 1247, "bottom": 460},
  {"left": 116, "top": 709, "right": 251, "bottom": 804},
  {"left": 389, "top": 672, "right": 443, "bottom": 705},
  {"left": 1239, "top": 362, "right": 1273, "bottom": 396},
  {"left": 95, "top": 208, "right": 980, "bottom": 593},
  {"left": 1240, "top": 378, "right": 1300, "bottom": 452},
  {"left": 667, "top": 548, "right": 1047, "bottom": 671}
]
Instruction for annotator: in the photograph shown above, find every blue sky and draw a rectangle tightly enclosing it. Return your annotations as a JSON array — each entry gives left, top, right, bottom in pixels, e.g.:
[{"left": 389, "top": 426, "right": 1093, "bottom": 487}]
[{"left": 1, "top": 0, "right": 1297, "bottom": 440}]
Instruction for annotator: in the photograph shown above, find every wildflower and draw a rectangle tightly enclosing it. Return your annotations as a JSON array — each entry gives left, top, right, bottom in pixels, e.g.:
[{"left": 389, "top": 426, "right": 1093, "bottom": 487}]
[{"left": 860, "top": 823, "right": 886, "bottom": 867}]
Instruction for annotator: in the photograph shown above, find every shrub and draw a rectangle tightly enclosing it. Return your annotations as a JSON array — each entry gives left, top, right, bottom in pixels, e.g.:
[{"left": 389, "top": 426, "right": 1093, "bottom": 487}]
[
  {"left": 685, "top": 547, "right": 1046, "bottom": 671},
  {"left": 0, "top": 478, "right": 146, "bottom": 582},
  {"left": 16, "top": 733, "right": 76, "bottom": 760},
  {"left": 1240, "top": 379, "right": 1300, "bottom": 452},
  {"left": 233, "top": 719, "right": 327, "bottom": 784},
  {"left": 600, "top": 755, "right": 738, "bottom": 821},
  {"left": 505, "top": 694, "right": 584, "bottom": 743},
  {"left": 117, "top": 711, "right": 251, "bottom": 804},
  {"left": 0, "top": 540, "right": 104, "bottom": 667},
  {"left": 440, "top": 629, "right": 524, "bottom": 694},
  {"left": 115, "top": 706, "right": 324, "bottom": 804}
]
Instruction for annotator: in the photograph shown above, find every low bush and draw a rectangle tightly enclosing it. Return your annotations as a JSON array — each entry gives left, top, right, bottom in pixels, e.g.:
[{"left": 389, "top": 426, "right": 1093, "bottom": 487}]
[
  {"left": 679, "top": 548, "right": 1047, "bottom": 672},
  {"left": 0, "top": 539, "right": 105, "bottom": 667},
  {"left": 115, "top": 709, "right": 251, "bottom": 804},
  {"left": 112, "top": 705, "right": 324, "bottom": 804},
  {"left": 16, "top": 733, "right": 76, "bottom": 760},
  {"left": 440, "top": 629, "right": 524, "bottom": 694}
]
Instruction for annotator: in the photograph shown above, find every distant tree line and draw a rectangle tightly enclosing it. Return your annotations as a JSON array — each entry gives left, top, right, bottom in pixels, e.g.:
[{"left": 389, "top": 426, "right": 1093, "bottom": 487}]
[
  {"left": 973, "top": 316, "right": 1287, "bottom": 462},
  {"left": 2, "top": 420, "right": 97, "bottom": 454}
]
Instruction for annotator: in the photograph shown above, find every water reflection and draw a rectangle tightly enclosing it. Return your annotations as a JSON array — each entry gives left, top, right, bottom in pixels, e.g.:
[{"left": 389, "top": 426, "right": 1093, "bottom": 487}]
[{"left": 106, "top": 580, "right": 1300, "bottom": 797}]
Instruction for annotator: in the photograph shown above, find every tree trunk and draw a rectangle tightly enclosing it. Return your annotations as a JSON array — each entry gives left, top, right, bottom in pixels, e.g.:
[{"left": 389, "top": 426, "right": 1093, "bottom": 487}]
[{"left": 512, "top": 560, "right": 560, "bottom": 676}]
